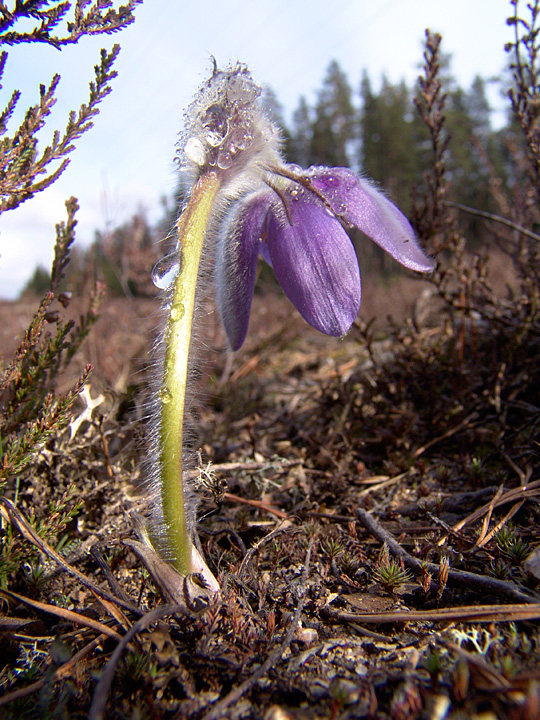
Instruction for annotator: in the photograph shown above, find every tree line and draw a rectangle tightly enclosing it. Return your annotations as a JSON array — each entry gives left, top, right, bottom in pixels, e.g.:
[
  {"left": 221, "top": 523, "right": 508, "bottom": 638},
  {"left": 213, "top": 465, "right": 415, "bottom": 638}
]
[{"left": 23, "top": 57, "right": 518, "bottom": 297}]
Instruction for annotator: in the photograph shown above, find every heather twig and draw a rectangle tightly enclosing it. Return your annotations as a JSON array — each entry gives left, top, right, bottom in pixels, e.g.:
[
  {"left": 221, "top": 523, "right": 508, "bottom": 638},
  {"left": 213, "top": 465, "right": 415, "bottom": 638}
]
[
  {"left": 0, "top": 45, "right": 122, "bottom": 214},
  {"left": 0, "top": 0, "right": 141, "bottom": 48}
]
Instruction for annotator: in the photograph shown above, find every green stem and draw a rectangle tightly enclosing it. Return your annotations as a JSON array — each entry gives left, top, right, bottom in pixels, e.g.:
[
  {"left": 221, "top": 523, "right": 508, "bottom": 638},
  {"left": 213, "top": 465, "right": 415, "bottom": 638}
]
[{"left": 159, "top": 172, "right": 220, "bottom": 575}]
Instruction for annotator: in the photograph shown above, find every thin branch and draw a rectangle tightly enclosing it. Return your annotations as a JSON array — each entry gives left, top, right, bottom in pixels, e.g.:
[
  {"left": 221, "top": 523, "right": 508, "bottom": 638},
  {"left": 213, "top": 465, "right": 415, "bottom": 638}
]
[
  {"left": 0, "top": 587, "right": 122, "bottom": 639},
  {"left": 0, "top": 0, "right": 141, "bottom": 48},
  {"left": 445, "top": 200, "right": 540, "bottom": 243},
  {"left": 323, "top": 602, "right": 540, "bottom": 625}
]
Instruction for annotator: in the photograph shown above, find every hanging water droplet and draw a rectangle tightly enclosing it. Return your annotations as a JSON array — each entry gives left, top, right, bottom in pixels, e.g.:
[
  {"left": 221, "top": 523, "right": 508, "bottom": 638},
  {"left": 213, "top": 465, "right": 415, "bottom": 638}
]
[
  {"left": 201, "top": 103, "right": 228, "bottom": 146},
  {"left": 152, "top": 251, "right": 180, "bottom": 290},
  {"left": 229, "top": 126, "right": 250, "bottom": 151}
]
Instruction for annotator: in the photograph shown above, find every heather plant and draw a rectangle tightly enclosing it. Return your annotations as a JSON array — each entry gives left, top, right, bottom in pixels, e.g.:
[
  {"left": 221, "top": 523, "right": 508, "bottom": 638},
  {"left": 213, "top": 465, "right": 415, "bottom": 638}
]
[{"left": 0, "top": 0, "right": 139, "bottom": 586}]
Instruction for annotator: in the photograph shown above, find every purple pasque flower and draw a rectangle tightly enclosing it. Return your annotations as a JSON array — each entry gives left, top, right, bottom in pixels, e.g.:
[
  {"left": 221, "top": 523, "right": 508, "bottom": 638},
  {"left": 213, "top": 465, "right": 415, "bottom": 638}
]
[{"left": 216, "top": 163, "right": 435, "bottom": 351}]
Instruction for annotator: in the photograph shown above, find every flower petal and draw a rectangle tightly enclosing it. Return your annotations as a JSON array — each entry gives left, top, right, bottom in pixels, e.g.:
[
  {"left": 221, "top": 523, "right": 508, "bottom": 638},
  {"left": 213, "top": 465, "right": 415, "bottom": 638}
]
[
  {"left": 216, "top": 192, "right": 271, "bottom": 350},
  {"left": 266, "top": 192, "right": 361, "bottom": 336},
  {"left": 308, "top": 166, "right": 436, "bottom": 272}
]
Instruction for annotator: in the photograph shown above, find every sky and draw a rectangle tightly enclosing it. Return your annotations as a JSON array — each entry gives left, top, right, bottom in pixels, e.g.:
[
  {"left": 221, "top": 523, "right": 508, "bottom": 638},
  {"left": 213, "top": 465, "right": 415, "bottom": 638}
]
[{"left": 0, "top": 0, "right": 514, "bottom": 299}]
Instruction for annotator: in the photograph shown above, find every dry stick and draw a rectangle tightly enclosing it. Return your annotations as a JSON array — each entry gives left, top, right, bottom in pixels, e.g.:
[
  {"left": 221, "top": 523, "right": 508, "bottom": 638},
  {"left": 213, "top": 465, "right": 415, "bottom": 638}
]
[
  {"left": 183, "top": 460, "right": 265, "bottom": 479},
  {"left": 323, "top": 602, "right": 540, "bottom": 625},
  {"left": 475, "top": 485, "right": 505, "bottom": 546},
  {"left": 90, "top": 545, "right": 135, "bottom": 606},
  {"left": 354, "top": 507, "right": 540, "bottom": 604},
  {"left": 183, "top": 458, "right": 303, "bottom": 481},
  {"left": 474, "top": 500, "right": 525, "bottom": 550},
  {"left": 201, "top": 539, "right": 314, "bottom": 720},
  {"left": 0, "top": 633, "right": 108, "bottom": 708},
  {"left": 0, "top": 587, "right": 122, "bottom": 640},
  {"left": 88, "top": 604, "right": 192, "bottom": 720},
  {"left": 0, "top": 497, "right": 142, "bottom": 616}
]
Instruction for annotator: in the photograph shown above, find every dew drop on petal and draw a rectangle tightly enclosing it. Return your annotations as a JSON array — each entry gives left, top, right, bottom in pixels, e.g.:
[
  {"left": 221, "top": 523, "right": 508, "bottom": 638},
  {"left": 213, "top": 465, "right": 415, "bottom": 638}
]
[
  {"left": 201, "top": 103, "right": 228, "bottom": 135},
  {"left": 217, "top": 149, "right": 232, "bottom": 169},
  {"left": 226, "top": 75, "right": 260, "bottom": 105},
  {"left": 152, "top": 251, "right": 180, "bottom": 290},
  {"left": 328, "top": 175, "right": 340, "bottom": 187}
]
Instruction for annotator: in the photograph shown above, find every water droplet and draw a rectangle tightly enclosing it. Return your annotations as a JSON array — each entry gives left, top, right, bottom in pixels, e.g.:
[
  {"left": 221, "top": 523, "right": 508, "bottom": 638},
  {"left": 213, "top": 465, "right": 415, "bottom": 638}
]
[
  {"left": 152, "top": 251, "right": 180, "bottom": 290},
  {"left": 170, "top": 302, "right": 185, "bottom": 321},
  {"left": 226, "top": 74, "right": 260, "bottom": 105},
  {"left": 159, "top": 387, "right": 173, "bottom": 404},
  {"left": 325, "top": 174, "right": 340, "bottom": 187},
  {"left": 205, "top": 130, "right": 225, "bottom": 148},
  {"left": 217, "top": 150, "right": 232, "bottom": 169},
  {"left": 229, "top": 126, "right": 251, "bottom": 151},
  {"left": 334, "top": 201, "right": 347, "bottom": 214},
  {"left": 201, "top": 103, "right": 228, "bottom": 143}
]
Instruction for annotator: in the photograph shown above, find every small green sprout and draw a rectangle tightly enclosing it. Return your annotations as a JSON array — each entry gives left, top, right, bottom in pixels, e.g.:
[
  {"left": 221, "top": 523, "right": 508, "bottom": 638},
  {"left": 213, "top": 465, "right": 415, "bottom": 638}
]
[{"left": 373, "top": 542, "right": 413, "bottom": 593}]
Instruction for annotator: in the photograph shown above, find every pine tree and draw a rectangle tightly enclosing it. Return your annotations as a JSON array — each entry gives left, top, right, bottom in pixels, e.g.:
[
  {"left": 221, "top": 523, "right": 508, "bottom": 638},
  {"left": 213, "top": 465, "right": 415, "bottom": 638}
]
[
  {"left": 290, "top": 95, "right": 312, "bottom": 166},
  {"left": 359, "top": 73, "right": 422, "bottom": 212},
  {"left": 310, "top": 60, "right": 356, "bottom": 167}
]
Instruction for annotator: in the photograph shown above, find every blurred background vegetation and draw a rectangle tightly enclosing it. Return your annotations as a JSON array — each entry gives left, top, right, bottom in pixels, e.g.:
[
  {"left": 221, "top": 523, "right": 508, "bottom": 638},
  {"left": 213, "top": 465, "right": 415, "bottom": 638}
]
[{"left": 20, "top": 54, "right": 515, "bottom": 298}]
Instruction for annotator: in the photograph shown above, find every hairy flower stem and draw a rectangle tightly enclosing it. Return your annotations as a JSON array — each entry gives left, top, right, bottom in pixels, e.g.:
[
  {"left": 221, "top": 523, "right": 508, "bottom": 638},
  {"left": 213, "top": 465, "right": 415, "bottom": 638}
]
[{"left": 159, "top": 172, "right": 221, "bottom": 575}]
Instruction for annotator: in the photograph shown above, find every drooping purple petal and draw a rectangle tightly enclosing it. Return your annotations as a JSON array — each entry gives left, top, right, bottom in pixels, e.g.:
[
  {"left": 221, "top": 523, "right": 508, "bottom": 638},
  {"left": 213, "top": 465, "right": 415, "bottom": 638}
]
[
  {"left": 265, "top": 192, "right": 361, "bottom": 337},
  {"left": 216, "top": 191, "right": 272, "bottom": 350},
  {"left": 308, "top": 166, "right": 436, "bottom": 272}
]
